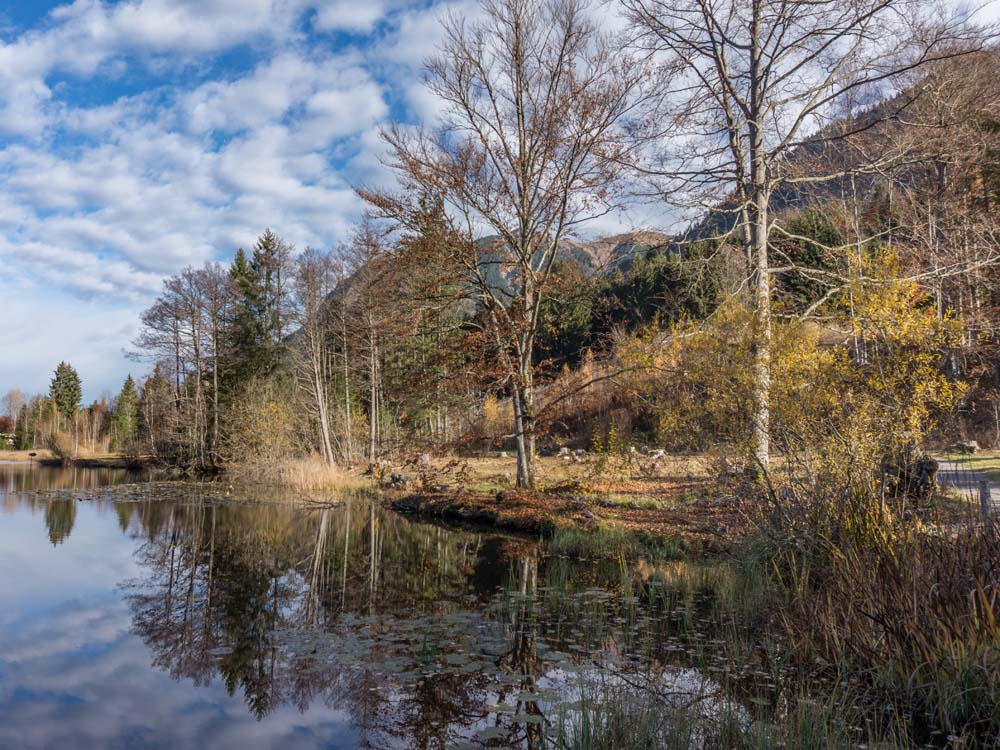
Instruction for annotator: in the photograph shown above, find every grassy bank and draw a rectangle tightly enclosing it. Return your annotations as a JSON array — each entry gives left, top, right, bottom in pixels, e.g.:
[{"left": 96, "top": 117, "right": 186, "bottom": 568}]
[{"left": 383, "top": 451, "right": 744, "bottom": 549}]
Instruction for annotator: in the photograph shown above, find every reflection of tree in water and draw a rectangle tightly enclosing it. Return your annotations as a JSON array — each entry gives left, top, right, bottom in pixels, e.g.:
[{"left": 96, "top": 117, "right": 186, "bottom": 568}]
[
  {"left": 494, "top": 556, "right": 545, "bottom": 749},
  {"left": 119, "top": 497, "right": 673, "bottom": 749},
  {"left": 0, "top": 463, "right": 142, "bottom": 497},
  {"left": 0, "top": 464, "right": 145, "bottom": 542},
  {"left": 45, "top": 499, "right": 76, "bottom": 545},
  {"left": 121, "top": 499, "right": 511, "bottom": 742},
  {"left": 1, "top": 472, "right": 763, "bottom": 746}
]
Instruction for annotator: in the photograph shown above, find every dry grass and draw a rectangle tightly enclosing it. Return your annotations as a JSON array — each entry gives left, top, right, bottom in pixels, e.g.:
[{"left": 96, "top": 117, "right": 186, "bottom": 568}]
[
  {"left": 778, "top": 517, "right": 1000, "bottom": 741},
  {"left": 0, "top": 448, "right": 124, "bottom": 462},
  {"left": 0, "top": 449, "right": 54, "bottom": 462},
  {"left": 231, "top": 457, "right": 373, "bottom": 495}
]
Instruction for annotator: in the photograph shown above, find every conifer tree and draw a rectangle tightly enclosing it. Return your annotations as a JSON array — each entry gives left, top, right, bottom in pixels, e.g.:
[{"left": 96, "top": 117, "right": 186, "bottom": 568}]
[
  {"left": 49, "top": 362, "right": 81, "bottom": 431},
  {"left": 113, "top": 375, "right": 139, "bottom": 450},
  {"left": 226, "top": 231, "right": 290, "bottom": 389}
]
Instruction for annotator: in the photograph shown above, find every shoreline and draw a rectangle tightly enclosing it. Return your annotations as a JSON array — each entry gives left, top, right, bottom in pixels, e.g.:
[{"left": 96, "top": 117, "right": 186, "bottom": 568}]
[
  {"left": 0, "top": 451, "right": 147, "bottom": 470},
  {"left": 383, "top": 483, "right": 742, "bottom": 552},
  {"left": 2, "top": 451, "right": 746, "bottom": 547}
]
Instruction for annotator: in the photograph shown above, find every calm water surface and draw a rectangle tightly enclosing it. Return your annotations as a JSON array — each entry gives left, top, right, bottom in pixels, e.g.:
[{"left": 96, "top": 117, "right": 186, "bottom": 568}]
[{"left": 0, "top": 464, "right": 748, "bottom": 750}]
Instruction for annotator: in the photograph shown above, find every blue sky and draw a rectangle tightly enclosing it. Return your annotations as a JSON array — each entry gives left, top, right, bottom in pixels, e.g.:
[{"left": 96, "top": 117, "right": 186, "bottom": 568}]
[{"left": 0, "top": 0, "right": 479, "bottom": 400}]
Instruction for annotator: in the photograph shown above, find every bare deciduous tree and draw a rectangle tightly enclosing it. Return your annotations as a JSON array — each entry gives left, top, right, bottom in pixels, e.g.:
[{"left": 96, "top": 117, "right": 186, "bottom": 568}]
[
  {"left": 365, "top": 0, "right": 646, "bottom": 487},
  {"left": 194, "top": 263, "right": 231, "bottom": 462},
  {"left": 2, "top": 389, "right": 25, "bottom": 430},
  {"left": 339, "top": 219, "right": 398, "bottom": 465},
  {"left": 290, "top": 247, "right": 340, "bottom": 465},
  {"left": 133, "top": 263, "right": 232, "bottom": 465},
  {"left": 624, "top": 0, "right": 991, "bottom": 468}
]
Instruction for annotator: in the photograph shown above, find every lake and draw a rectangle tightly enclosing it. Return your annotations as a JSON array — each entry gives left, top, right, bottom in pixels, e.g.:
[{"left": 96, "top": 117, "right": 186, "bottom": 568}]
[{"left": 0, "top": 464, "right": 762, "bottom": 750}]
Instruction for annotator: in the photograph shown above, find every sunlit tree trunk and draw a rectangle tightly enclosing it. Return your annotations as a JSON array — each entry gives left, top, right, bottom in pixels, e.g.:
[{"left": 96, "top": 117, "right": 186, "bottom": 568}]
[{"left": 342, "top": 318, "right": 353, "bottom": 462}]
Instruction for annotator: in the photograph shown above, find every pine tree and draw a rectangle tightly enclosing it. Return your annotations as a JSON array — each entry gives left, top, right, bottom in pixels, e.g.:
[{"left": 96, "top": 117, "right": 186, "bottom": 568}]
[
  {"left": 225, "top": 231, "right": 290, "bottom": 391},
  {"left": 251, "top": 229, "right": 288, "bottom": 351},
  {"left": 113, "top": 375, "right": 139, "bottom": 451},
  {"left": 227, "top": 247, "right": 266, "bottom": 388},
  {"left": 49, "top": 362, "right": 81, "bottom": 430}
]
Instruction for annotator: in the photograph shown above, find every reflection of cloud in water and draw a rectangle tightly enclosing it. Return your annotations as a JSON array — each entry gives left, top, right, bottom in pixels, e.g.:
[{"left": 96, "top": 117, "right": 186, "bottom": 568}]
[
  {"left": 0, "top": 499, "right": 139, "bottom": 607},
  {"left": 0, "top": 596, "right": 359, "bottom": 750},
  {"left": 537, "top": 665, "right": 750, "bottom": 748}
]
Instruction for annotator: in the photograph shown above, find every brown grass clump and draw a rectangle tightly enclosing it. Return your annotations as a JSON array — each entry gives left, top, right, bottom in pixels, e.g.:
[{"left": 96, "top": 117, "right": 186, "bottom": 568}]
[
  {"left": 231, "top": 457, "right": 372, "bottom": 495},
  {"left": 793, "top": 518, "right": 1000, "bottom": 741},
  {"left": 758, "top": 479, "right": 1000, "bottom": 743}
]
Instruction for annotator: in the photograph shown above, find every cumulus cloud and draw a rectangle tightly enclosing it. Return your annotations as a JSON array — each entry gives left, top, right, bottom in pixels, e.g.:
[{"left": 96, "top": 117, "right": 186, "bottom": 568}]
[
  {"left": 312, "top": 0, "right": 390, "bottom": 33},
  {"left": 0, "top": 0, "right": 638, "bottom": 397}
]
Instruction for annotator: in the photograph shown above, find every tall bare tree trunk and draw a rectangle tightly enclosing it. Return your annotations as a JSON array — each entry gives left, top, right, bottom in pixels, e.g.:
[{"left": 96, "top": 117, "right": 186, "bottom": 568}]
[
  {"left": 750, "top": 191, "right": 771, "bottom": 470},
  {"left": 343, "top": 318, "right": 353, "bottom": 462},
  {"left": 212, "top": 326, "right": 219, "bottom": 462},
  {"left": 515, "top": 359, "right": 536, "bottom": 489},
  {"left": 191, "top": 317, "right": 204, "bottom": 466},
  {"left": 368, "top": 314, "right": 378, "bottom": 464},
  {"left": 748, "top": 2, "right": 770, "bottom": 470},
  {"left": 313, "top": 355, "right": 334, "bottom": 465}
]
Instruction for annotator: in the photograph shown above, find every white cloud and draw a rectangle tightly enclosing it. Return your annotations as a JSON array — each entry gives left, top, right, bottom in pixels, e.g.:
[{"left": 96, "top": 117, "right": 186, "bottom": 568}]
[
  {"left": 183, "top": 53, "right": 322, "bottom": 135},
  {"left": 0, "top": 0, "right": 474, "bottom": 396},
  {"left": 313, "top": 0, "right": 389, "bottom": 33},
  {"left": 0, "top": 274, "right": 145, "bottom": 401}
]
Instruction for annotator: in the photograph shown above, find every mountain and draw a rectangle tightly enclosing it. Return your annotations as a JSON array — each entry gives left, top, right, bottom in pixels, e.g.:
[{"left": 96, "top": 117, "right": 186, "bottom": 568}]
[{"left": 473, "top": 230, "right": 673, "bottom": 294}]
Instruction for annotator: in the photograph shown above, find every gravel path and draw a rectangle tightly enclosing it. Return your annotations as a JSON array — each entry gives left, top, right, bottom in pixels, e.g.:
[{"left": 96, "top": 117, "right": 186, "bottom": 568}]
[{"left": 934, "top": 458, "right": 1000, "bottom": 516}]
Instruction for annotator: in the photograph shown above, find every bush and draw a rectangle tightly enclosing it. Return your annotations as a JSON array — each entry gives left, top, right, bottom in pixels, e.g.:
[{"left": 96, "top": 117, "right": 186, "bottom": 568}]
[
  {"left": 221, "top": 376, "right": 298, "bottom": 467},
  {"left": 616, "top": 254, "right": 965, "bottom": 476},
  {"left": 46, "top": 431, "right": 73, "bottom": 461}
]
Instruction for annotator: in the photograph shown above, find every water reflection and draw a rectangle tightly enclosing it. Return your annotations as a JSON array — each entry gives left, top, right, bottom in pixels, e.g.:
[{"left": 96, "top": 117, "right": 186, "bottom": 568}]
[
  {"left": 1, "top": 462, "right": 144, "bottom": 546},
  {"left": 0, "top": 460, "right": 142, "bottom": 496},
  {"left": 119, "top": 500, "right": 537, "bottom": 742},
  {"left": 44, "top": 499, "right": 75, "bottom": 545},
  {"left": 0, "top": 466, "right": 747, "bottom": 750}
]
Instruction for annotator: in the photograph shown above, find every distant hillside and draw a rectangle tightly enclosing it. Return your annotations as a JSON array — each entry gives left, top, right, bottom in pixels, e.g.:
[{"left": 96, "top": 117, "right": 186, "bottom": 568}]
[{"left": 474, "top": 230, "right": 673, "bottom": 293}]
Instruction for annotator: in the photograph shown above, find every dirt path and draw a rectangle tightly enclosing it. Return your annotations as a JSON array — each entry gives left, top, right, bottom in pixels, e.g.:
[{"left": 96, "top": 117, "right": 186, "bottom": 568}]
[{"left": 934, "top": 457, "right": 1000, "bottom": 516}]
